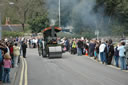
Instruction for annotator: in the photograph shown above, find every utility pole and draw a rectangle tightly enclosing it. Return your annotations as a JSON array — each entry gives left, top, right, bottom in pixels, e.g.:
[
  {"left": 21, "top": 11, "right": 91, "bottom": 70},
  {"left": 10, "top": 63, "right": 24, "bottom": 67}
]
[{"left": 95, "top": 30, "right": 99, "bottom": 40}]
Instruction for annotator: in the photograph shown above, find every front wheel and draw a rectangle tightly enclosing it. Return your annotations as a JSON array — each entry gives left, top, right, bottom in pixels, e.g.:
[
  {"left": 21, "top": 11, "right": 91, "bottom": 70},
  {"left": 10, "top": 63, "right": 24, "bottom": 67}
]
[
  {"left": 42, "top": 49, "right": 47, "bottom": 57},
  {"left": 38, "top": 48, "right": 42, "bottom": 56}
]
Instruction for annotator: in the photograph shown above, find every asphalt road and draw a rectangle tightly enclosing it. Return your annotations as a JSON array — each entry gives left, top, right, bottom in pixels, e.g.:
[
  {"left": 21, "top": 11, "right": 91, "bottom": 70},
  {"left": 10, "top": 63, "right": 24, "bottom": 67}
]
[{"left": 26, "top": 48, "right": 128, "bottom": 85}]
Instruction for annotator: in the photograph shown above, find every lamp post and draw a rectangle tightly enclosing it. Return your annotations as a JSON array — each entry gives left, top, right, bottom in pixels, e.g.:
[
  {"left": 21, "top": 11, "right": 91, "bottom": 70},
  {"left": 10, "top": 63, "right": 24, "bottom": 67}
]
[
  {"left": 0, "top": 2, "right": 14, "bottom": 40},
  {"left": 0, "top": 13, "right": 2, "bottom": 40},
  {"left": 95, "top": 30, "right": 99, "bottom": 40},
  {"left": 59, "top": 0, "right": 61, "bottom": 27}
]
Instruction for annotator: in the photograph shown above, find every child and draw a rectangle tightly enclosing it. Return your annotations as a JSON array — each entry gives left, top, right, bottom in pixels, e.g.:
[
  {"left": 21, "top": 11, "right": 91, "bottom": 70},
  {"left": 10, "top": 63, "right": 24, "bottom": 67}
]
[{"left": 3, "top": 53, "right": 11, "bottom": 83}]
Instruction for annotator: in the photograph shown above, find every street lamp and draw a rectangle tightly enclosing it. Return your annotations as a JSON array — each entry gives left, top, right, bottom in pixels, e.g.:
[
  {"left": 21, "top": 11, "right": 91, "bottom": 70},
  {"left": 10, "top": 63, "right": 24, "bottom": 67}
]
[
  {"left": 95, "top": 30, "right": 99, "bottom": 40},
  {"left": 58, "top": 0, "right": 61, "bottom": 27},
  {"left": 0, "top": 13, "right": 2, "bottom": 40},
  {"left": 0, "top": 2, "right": 14, "bottom": 40}
]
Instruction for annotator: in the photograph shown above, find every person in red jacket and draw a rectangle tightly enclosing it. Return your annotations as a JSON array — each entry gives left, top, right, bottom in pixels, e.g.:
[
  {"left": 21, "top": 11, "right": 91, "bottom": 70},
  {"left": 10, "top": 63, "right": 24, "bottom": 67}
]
[{"left": 9, "top": 43, "right": 14, "bottom": 68}]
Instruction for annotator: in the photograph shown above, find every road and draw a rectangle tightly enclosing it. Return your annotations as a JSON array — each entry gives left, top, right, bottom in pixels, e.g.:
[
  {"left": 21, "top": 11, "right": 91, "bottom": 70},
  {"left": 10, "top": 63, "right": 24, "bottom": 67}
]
[{"left": 25, "top": 48, "right": 128, "bottom": 85}]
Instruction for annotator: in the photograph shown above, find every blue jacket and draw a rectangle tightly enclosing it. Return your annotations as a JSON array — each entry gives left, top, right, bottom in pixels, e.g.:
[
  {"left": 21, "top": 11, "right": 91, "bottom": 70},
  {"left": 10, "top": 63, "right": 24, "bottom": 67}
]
[{"left": 0, "top": 49, "right": 3, "bottom": 66}]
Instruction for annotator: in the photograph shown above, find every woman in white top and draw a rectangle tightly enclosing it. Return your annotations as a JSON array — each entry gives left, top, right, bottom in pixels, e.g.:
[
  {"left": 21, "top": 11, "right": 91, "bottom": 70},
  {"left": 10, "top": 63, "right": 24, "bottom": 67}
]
[{"left": 99, "top": 41, "right": 106, "bottom": 64}]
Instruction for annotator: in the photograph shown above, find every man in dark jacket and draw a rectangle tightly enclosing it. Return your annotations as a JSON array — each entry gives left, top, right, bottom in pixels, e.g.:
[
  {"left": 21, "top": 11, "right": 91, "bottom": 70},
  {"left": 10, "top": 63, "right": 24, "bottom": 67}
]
[
  {"left": 89, "top": 40, "right": 96, "bottom": 57},
  {"left": 65, "top": 39, "right": 69, "bottom": 51},
  {"left": 107, "top": 39, "right": 114, "bottom": 65},
  {"left": 77, "top": 40, "right": 83, "bottom": 56},
  {"left": 22, "top": 41, "right": 27, "bottom": 58},
  {"left": 114, "top": 46, "right": 119, "bottom": 67}
]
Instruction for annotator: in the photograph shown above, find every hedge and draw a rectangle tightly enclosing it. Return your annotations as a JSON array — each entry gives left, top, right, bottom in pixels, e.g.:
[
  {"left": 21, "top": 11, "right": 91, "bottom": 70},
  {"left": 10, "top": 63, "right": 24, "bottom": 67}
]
[{"left": 2, "top": 31, "right": 24, "bottom": 38}]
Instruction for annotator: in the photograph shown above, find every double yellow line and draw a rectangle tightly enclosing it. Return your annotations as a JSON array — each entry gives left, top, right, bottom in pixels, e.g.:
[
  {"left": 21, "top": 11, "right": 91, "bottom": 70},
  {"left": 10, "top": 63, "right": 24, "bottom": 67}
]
[{"left": 19, "top": 57, "right": 28, "bottom": 85}]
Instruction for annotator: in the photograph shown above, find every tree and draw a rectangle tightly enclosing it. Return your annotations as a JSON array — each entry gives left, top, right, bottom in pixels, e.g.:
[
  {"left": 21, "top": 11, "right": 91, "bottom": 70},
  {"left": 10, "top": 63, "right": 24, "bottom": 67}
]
[
  {"left": 2, "top": 0, "right": 46, "bottom": 32},
  {"left": 28, "top": 14, "right": 50, "bottom": 33},
  {"left": 95, "top": 0, "right": 128, "bottom": 36}
]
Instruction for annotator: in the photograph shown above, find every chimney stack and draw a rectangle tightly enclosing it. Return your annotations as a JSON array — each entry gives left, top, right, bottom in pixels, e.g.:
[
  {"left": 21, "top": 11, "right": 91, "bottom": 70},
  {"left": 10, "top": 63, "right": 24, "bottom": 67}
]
[{"left": 5, "top": 17, "right": 10, "bottom": 25}]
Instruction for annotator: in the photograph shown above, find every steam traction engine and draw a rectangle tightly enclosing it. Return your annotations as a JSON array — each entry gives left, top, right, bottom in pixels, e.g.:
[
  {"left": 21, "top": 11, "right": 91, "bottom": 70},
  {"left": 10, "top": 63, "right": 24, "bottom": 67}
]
[{"left": 41, "top": 26, "right": 62, "bottom": 58}]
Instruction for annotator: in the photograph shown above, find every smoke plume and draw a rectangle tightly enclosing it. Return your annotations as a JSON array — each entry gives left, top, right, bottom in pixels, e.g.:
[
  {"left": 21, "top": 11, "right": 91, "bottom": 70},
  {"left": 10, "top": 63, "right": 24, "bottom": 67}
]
[
  {"left": 44, "top": 0, "right": 109, "bottom": 34},
  {"left": 45, "top": 0, "right": 59, "bottom": 20}
]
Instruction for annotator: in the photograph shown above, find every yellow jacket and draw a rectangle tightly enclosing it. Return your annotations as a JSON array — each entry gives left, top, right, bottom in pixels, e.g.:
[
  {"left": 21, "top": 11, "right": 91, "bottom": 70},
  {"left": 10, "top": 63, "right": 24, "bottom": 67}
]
[{"left": 72, "top": 41, "right": 76, "bottom": 48}]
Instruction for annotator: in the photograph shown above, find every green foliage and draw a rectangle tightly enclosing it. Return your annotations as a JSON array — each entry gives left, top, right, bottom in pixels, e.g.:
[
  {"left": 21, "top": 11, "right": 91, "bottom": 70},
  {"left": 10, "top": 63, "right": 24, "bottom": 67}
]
[
  {"left": 2, "top": 31, "right": 24, "bottom": 38},
  {"left": 95, "top": 0, "right": 128, "bottom": 36},
  {"left": 28, "top": 15, "right": 50, "bottom": 33},
  {"left": 111, "top": 25, "right": 126, "bottom": 36},
  {"left": 81, "top": 32, "right": 95, "bottom": 39},
  {"left": 67, "top": 0, "right": 128, "bottom": 37}
]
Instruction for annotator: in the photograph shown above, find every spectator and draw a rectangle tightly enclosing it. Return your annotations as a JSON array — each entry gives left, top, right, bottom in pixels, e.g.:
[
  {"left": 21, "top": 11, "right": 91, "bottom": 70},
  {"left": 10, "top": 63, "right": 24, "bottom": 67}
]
[
  {"left": 89, "top": 40, "right": 96, "bottom": 57},
  {"left": 22, "top": 41, "right": 27, "bottom": 58},
  {"left": 99, "top": 41, "right": 106, "bottom": 64},
  {"left": 0, "top": 49, "right": 3, "bottom": 83},
  {"left": 94, "top": 41, "right": 100, "bottom": 60},
  {"left": 118, "top": 42, "right": 126, "bottom": 70},
  {"left": 9, "top": 43, "right": 14, "bottom": 68},
  {"left": 125, "top": 44, "right": 128, "bottom": 69},
  {"left": 29, "top": 39, "right": 32, "bottom": 48},
  {"left": 83, "top": 41, "right": 89, "bottom": 55},
  {"left": 71, "top": 40, "right": 77, "bottom": 54},
  {"left": 77, "top": 40, "right": 83, "bottom": 56},
  {"left": 32, "top": 38, "right": 37, "bottom": 48},
  {"left": 3, "top": 53, "right": 11, "bottom": 83},
  {"left": 107, "top": 39, "right": 114, "bottom": 65},
  {"left": 13, "top": 43, "right": 20, "bottom": 67},
  {"left": 65, "top": 39, "right": 70, "bottom": 51},
  {"left": 5, "top": 42, "right": 10, "bottom": 55},
  {"left": 114, "top": 44, "right": 119, "bottom": 67},
  {"left": 105, "top": 40, "right": 109, "bottom": 64},
  {"left": 0, "top": 42, "right": 8, "bottom": 54}
]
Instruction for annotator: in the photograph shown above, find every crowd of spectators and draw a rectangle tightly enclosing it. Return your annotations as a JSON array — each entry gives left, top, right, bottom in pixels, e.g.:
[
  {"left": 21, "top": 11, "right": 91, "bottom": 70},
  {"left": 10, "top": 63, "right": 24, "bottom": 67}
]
[
  {"left": 0, "top": 37, "right": 27, "bottom": 84},
  {"left": 62, "top": 38, "right": 128, "bottom": 70}
]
